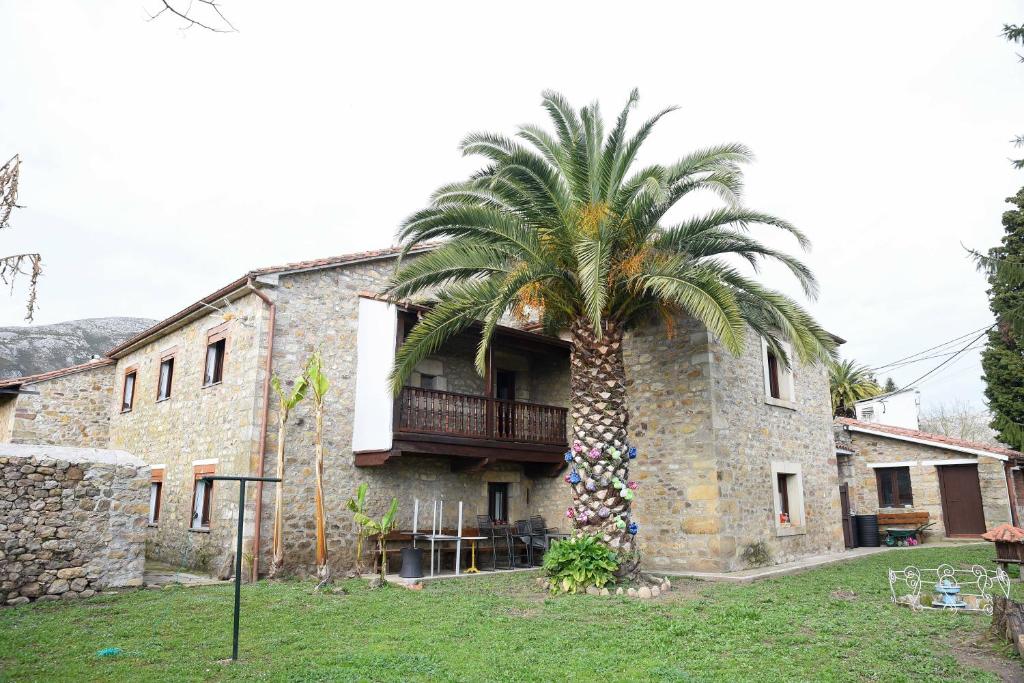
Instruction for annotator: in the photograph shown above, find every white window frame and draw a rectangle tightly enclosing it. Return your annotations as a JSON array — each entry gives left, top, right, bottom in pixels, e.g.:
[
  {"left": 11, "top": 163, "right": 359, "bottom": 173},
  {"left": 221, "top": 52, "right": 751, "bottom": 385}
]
[
  {"left": 761, "top": 338, "right": 796, "bottom": 409},
  {"left": 770, "top": 461, "right": 806, "bottom": 537}
]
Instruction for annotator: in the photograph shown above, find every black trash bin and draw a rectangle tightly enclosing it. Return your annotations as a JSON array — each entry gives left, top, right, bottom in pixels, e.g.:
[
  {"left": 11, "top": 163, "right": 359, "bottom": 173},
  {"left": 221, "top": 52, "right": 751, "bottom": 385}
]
[
  {"left": 399, "top": 547, "right": 423, "bottom": 579},
  {"left": 855, "top": 514, "right": 880, "bottom": 547}
]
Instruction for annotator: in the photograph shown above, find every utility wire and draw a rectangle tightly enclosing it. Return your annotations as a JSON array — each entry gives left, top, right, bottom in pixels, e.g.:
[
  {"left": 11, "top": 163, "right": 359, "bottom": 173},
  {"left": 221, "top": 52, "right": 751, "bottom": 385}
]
[
  {"left": 896, "top": 327, "right": 993, "bottom": 392},
  {"left": 870, "top": 324, "right": 992, "bottom": 372},
  {"left": 879, "top": 343, "right": 986, "bottom": 372}
]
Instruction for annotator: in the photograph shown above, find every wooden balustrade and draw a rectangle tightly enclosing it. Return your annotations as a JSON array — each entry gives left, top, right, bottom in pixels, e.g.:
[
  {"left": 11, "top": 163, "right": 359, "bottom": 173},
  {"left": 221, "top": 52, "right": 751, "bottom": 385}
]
[{"left": 397, "top": 386, "right": 567, "bottom": 446}]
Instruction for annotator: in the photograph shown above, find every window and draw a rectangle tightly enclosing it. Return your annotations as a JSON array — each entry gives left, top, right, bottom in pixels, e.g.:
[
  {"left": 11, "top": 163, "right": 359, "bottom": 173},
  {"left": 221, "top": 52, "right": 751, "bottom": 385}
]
[
  {"left": 157, "top": 356, "right": 175, "bottom": 401},
  {"left": 149, "top": 482, "right": 163, "bottom": 524},
  {"left": 203, "top": 338, "right": 226, "bottom": 386},
  {"left": 771, "top": 462, "right": 805, "bottom": 535},
  {"left": 860, "top": 406, "right": 875, "bottom": 421},
  {"left": 761, "top": 339, "right": 795, "bottom": 404},
  {"left": 191, "top": 463, "right": 216, "bottom": 530},
  {"left": 876, "top": 466, "right": 913, "bottom": 507},
  {"left": 488, "top": 482, "right": 509, "bottom": 523},
  {"left": 121, "top": 369, "right": 137, "bottom": 412},
  {"left": 777, "top": 473, "right": 790, "bottom": 519}
]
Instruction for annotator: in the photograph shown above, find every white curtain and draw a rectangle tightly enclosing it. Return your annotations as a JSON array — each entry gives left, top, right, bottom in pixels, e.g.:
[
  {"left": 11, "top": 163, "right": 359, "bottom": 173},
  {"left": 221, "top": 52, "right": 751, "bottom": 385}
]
[{"left": 192, "top": 479, "right": 207, "bottom": 528}]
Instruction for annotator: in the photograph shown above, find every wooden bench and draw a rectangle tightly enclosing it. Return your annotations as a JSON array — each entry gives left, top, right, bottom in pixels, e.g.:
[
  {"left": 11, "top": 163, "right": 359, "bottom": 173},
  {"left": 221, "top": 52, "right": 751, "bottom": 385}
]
[{"left": 878, "top": 511, "right": 930, "bottom": 526}]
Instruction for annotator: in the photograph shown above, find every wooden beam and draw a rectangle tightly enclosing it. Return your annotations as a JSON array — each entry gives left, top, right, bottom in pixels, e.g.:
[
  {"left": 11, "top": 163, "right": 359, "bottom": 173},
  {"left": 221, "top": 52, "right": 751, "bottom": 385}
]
[
  {"left": 354, "top": 450, "right": 399, "bottom": 467},
  {"left": 451, "top": 457, "right": 492, "bottom": 473}
]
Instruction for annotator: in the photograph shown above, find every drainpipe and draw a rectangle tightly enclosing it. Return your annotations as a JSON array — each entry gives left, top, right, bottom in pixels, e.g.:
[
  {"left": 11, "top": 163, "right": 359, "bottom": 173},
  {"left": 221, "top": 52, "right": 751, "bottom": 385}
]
[{"left": 247, "top": 278, "right": 276, "bottom": 583}]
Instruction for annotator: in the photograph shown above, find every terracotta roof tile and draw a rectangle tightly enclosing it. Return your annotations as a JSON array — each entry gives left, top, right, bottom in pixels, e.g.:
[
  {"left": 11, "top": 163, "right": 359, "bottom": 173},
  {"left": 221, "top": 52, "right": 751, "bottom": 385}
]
[
  {"left": 0, "top": 358, "right": 115, "bottom": 389},
  {"left": 836, "top": 417, "right": 1022, "bottom": 459},
  {"left": 981, "top": 523, "right": 1024, "bottom": 543}
]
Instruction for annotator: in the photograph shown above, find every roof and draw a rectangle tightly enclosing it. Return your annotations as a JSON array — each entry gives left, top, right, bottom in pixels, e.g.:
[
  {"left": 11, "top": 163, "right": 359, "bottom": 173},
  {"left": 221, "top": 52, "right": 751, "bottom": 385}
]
[
  {"left": 107, "top": 244, "right": 436, "bottom": 358},
  {"left": 0, "top": 358, "right": 115, "bottom": 389},
  {"left": 981, "top": 524, "right": 1024, "bottom": 543},
  {"left": 836, "top": 417, "right": 1022, "bottom": 461}
]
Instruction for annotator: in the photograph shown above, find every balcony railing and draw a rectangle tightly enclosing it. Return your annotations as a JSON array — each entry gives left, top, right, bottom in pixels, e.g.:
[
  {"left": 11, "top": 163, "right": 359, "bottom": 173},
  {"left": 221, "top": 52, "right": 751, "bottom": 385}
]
[{"left": 397, "top": 387, "right": 568, "bottom": 446}]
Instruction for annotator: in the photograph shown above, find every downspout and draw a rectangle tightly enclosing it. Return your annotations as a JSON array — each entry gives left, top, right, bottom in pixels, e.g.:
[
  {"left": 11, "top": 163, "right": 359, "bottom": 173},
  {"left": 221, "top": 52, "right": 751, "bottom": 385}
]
[{"left": 247, "top": 278, "right": 276, "bottom": 583}]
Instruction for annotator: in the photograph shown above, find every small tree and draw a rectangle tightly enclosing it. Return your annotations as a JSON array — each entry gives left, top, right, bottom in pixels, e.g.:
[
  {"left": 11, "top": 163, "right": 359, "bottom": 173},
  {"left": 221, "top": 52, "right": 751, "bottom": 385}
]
[
  {"left": 353, "top": 497, "right": 399, "bottom": 583},
  {"left": 268, "top": 372, "right": 308, "bottom": 578},
  {"left": 829, "top": 358, "right": 882, "bottom": 417},
  {"left": 883, "top": 377, "right": 897, "bottom": 393},
  {"left": 305, "top": 351, "right": 331, "bottom": 588},
  {"left": 345, "top": 482, "right": 369, "bottom": 575}
]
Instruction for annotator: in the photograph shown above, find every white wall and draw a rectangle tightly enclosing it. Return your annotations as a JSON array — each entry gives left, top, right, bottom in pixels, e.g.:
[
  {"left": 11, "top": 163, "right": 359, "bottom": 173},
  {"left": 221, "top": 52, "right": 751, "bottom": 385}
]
[
  {"left": 854, "top": 390, "right": 920, "bottom": 430},
  {"left": 351, "top": 298, "right": 397, "bottom": 452}
]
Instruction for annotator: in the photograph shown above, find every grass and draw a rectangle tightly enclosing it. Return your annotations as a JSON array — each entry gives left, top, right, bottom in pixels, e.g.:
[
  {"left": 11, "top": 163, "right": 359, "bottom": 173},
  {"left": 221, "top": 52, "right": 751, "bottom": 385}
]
[{"left": 1, "top": 545, "right": 1021, "bottom": 682}]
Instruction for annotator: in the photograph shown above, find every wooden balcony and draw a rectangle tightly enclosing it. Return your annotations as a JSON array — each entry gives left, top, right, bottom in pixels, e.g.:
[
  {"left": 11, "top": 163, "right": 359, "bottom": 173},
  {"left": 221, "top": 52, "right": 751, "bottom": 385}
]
[
  {"left": 354, "top": 387, "right": 569, "bottom": 475},
  {"left": 397, "top": 387, "right": 568, "bottom": 446}
]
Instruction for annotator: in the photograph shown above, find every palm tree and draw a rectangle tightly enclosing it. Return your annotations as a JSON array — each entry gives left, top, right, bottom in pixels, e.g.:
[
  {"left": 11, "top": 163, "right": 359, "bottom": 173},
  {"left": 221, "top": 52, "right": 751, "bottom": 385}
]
[
  {"left": 305, "top": 351, "right": 331, "bottom": 588},
  {"left": 829, "top": 359, "right": 882, "bottom": 417},
  {"left": 268, "top": 372, "right": 308, "bottom": 577},
  {"left": 386, "top": 90, "right": 836, "bottom": 576}
]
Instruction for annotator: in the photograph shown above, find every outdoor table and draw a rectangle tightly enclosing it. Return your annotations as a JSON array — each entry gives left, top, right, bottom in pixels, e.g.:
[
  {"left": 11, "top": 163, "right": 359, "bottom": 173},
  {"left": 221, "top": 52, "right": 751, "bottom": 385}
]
[
  {"left": 544, "top": 532, "right": 571, "bottom": 549},
  {"left": 461, "top": 536, "right": 486, "bottom": 573}
]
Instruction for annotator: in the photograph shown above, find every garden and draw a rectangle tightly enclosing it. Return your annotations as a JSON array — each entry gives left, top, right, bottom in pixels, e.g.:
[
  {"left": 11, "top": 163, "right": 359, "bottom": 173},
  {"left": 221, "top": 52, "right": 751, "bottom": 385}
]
[{"left": 1, "top": 544, "right": 1021, "bottom": 682}]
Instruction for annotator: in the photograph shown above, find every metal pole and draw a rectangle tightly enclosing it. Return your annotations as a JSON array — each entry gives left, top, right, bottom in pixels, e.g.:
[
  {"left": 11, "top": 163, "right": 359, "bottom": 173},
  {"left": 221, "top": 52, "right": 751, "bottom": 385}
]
[{"left": 232, "top": 481, "right": 246, "bottom": 661}]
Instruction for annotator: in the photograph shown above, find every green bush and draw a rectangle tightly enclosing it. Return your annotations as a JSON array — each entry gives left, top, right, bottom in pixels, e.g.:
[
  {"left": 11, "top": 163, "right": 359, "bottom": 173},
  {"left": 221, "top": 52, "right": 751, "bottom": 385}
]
[{"left": 542, "top": 534, "right": 619, "bottom": 593}]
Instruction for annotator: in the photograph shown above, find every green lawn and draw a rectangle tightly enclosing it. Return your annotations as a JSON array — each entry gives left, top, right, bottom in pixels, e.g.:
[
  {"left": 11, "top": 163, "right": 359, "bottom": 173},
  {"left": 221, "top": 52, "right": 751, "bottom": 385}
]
[{"left": 1, "top": 545, "right": 1021, "bottom": 682}]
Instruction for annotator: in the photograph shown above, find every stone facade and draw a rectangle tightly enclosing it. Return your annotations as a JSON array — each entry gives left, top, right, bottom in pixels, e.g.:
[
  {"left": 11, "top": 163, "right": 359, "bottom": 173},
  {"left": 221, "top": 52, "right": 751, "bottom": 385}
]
[
  {"left": 6, "top": 250, "right": 844, "bottom": 577},
  {"left": 0, "top": 363, "right": 116, "bottom": 448},
  {"left": 107, "top": 293, "right": 269, "bottom": 572},
  {"left": 0, "top": 444, "right": 148, "bottom": 605},
  {"left": 836, "top": 427, "right": 1012, "bottom": 537}
]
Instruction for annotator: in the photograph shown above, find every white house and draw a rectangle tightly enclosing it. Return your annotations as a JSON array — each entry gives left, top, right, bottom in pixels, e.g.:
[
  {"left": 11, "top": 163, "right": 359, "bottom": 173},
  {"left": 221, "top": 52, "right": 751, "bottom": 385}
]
[{"left": 854, "top": 388, "right": 920, "bottom": 430}]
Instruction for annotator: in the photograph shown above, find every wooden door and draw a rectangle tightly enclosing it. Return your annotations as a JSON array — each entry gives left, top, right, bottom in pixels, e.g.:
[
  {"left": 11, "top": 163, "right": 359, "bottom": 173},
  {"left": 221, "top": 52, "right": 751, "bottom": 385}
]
[
  {"left": 839, "top": 483, "right": 854, "bottom": 548},
  {"left": 937, "top": 465, "right": 987, "bottom": 536},
  {"left": 495, "top": 371, "right": 516, "bottom": 438}
]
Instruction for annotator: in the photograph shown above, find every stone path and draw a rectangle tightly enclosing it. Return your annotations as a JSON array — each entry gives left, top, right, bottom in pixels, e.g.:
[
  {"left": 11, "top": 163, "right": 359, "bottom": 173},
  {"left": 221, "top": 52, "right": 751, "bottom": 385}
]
[
  {"left": 657, "top": 540, "right": 988, "bottom": 583},
  {"left": 143, "top": 561, "right": 224, "bottom": 588}
]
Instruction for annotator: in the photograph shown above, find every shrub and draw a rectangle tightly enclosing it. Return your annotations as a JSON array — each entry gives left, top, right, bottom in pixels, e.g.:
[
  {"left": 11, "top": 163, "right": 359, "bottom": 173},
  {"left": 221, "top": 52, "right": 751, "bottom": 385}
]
[{"left": 542, "top": 534, "right": 619, "bottom": 594}]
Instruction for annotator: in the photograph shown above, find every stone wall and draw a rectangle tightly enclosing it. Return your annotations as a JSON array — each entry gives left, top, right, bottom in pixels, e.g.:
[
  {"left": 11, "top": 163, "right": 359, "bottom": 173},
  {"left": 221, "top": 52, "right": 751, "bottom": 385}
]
[
  {"left": 712, "top": 337, "right": 844, "bottom": 570},
  {"left": 0, "top": 444, "right": 148, "bottom": 605},
  {"left": 840, "top": 430, "right": 1011, "bottom": 537},
  {"left": 107, "top": 293, "right": 269, "bottom": 572},
  {"left": 1, "top": 364, "right": 116, "bottom": 448}
]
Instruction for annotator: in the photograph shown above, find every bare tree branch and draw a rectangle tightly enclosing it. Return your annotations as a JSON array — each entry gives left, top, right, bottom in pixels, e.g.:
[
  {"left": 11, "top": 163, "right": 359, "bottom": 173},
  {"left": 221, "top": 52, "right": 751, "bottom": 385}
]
[
  {"left": 147, "top": 0, "right": 236, "bottom": 33},
  {"left": 0, "top": 155, "right": 22, "bottom": 230},
  {"left": 1, "top": 155, "right": 43, "bottom": 322}
]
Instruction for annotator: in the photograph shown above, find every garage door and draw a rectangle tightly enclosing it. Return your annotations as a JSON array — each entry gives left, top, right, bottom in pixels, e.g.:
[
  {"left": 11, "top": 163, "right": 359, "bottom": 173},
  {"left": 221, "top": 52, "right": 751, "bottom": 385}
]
[{"left": 937, "top": 464, "right": 987, "bottom": 536}]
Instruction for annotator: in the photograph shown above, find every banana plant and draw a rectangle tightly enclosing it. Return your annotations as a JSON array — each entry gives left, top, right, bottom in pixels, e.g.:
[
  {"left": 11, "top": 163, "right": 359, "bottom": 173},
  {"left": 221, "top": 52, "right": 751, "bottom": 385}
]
[
  {"left": 345, "top": 482, "right": 369, "bottom": 575},
  {"left": 268, "top": 372, "right": 308, "bottom": 578},
  {"left": 305, "top": 351, "right": 331, "bottom": 588},
  {"left": 353, "top": 497, "right": 399, "bottom": 582}
]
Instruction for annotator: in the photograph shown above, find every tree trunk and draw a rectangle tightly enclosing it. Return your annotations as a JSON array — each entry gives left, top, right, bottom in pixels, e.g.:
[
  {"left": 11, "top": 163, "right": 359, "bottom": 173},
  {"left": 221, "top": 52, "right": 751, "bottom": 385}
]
[
  {"left": 269, "top": 418, "right": 287, "bottom": 578},
  {"left": 313, "top": 404, "right": 330, "bottom": 586},
  {"left": 567, "top": 317, "right": 639, "bottom": 578}
]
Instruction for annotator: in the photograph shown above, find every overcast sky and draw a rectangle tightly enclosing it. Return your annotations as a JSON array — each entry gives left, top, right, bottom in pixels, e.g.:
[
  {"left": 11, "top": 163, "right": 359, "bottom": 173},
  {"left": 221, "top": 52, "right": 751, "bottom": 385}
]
[{"left": 2, "top": 2, "right": 1022, "bottom": 411}]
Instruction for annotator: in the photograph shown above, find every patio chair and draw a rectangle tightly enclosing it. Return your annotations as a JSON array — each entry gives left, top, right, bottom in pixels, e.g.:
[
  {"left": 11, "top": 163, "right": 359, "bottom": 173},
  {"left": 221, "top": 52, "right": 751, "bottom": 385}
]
[
  {"left": 475, "top": 515, "right": 512, "bottom": 570},
  {"left": 512, "top": 520, "right": 534, "bottom": 567},
  {"left": 528, "top": 516, "right": 559, "bottom": 563}
]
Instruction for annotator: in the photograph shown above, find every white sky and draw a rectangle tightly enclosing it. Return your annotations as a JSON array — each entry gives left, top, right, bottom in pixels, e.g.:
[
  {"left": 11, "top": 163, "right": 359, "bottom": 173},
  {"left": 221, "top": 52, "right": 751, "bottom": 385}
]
[{"left": 2, "top": 1, "right": 1022, "bottom": 410}]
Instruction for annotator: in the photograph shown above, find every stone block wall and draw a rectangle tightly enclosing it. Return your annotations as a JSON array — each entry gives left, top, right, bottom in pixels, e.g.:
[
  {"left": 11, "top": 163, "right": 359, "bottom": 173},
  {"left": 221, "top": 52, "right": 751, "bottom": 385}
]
[
  {"left": 840, "top": 431, "right": 1011, "bottom": 537},
  {"left": 712, "top": 338, "right": 844, "bottom": 570},
  {"left": 107, "top": 293, "right": 269, "bottom": 572},
  {"left": 1, "top": 364, "right": 116, "bottom": 448},
  {"left": 0, "top": 444, "right": 148, "bottom": 605}
]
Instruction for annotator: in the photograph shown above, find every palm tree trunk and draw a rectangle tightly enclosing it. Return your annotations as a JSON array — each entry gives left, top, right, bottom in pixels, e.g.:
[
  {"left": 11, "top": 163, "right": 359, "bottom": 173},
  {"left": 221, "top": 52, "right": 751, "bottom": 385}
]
[
  {"left": 568, "top": 317, "right": 639, "bottom": 578},
  {"left": 313, "top": 404, "right": 330, "bottom": 585},
  {"left": 269, "top": 418, "right": 287, "bottom": 577}
]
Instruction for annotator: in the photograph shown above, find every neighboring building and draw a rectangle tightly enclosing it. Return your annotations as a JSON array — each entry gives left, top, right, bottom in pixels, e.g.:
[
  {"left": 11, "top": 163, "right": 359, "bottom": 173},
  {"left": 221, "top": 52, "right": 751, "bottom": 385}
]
[
  {"left": 853, "top": 388, "right": 920, "bottom": 430},
  {"left": 2, "top": 246, "right": 846, "bottom": 575},
  {"left": 835, "top": 417, "right": 1023, "bottom": 539},
  {"left": 0, "top": 359, "right": 116, "bottom": 447}
]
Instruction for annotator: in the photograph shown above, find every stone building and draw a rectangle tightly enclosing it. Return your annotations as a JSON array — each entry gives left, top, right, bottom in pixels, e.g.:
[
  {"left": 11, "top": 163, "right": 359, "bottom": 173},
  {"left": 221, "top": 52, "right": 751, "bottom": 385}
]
[
  {"left": 2, "top": 245, "right": 847, "bottom": 575},
  {"left": 0, "top": 359, "right": 116, "bottom": 447},
  {"left": 835, "top": 417, "right": 1023, "bottom": 539}
]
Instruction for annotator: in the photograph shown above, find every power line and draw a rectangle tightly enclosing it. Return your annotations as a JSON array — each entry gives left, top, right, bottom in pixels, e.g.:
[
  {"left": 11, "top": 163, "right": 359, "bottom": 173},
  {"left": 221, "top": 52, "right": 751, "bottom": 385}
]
[
  {"left": 870, "top": 325, "right": 993, "bottom": 372},
  {"left": 896, "top": 328, "right": 992, "bottom": 392},
  {"left": 878, "top": 343, "right": 986, "bottom": 373}
]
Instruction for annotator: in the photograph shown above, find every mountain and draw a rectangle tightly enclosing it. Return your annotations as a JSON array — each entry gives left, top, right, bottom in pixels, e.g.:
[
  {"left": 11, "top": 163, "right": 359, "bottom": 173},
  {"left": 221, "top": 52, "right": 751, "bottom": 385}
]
[{"left": 0, "top": 317, "right": 156, "bottom": 379}]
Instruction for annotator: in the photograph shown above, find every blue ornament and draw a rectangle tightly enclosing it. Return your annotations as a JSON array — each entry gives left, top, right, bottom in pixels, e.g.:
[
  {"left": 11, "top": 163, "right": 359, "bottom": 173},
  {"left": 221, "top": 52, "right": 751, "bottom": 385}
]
[
  {"left": 569, "top": 469, "right": 581, "bottom": 484},
  {"left": 564, "top": 452, "right": 573, "bottom": 463},
  {"left": 628, "top": 522, "right": 639, "bottom": 535},
  {"left": 628, "top": 447, "right": 637, "bottom": 460}
]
